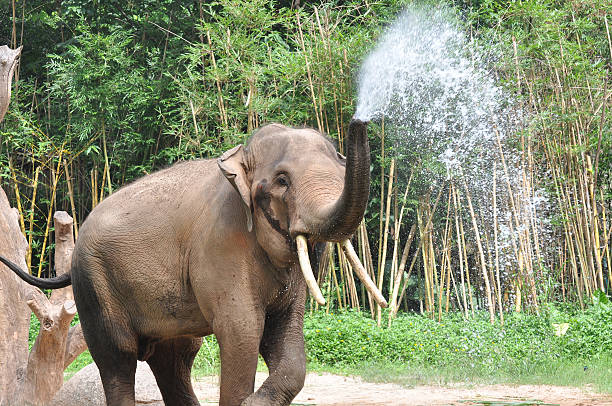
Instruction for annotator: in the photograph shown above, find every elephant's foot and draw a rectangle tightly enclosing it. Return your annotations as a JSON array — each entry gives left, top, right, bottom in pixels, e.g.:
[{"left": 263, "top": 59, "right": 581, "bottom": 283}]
[
  {"left": 240, "top": 390, "right": 294, "bottom": 406},
  {"left": 239, "top": 365, "right": 306, "bottom": 406}
]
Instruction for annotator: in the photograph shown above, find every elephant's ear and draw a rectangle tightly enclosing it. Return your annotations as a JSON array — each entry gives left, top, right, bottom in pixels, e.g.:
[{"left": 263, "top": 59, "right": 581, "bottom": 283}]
[{"left": 218, "top": 145, "right": 253, "bottom": 232}]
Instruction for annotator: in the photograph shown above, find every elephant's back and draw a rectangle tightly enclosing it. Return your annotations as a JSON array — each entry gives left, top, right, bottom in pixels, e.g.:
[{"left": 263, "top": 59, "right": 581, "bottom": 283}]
[
  {"left": 82, "top": 159, "right": 218, "bottom": 232},
  {"left": 73, "top": 158, "right": 220, "bottom": 281}
]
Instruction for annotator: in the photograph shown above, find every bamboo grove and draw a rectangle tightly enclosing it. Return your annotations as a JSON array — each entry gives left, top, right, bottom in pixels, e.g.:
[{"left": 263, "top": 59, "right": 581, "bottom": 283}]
[{"left": 0, "top": 0, "right": 610, "bottom": 323}]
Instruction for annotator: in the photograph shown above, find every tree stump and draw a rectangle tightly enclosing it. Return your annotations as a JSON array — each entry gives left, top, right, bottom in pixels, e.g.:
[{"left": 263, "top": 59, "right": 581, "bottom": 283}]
[
  {"left": 0, "top": 203, "right": 89, "bottom": 405},
  {"left": 16, "top": 212, "right": 87, "bottom": 405}
]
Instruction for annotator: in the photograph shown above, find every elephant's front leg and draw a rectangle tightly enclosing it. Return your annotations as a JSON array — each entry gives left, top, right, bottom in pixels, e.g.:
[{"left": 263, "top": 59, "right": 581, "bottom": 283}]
[
  {"left": 215, "top": 310, "right": 265, "bottom": 406},
  {"left": 243, "top": 292, "right": 307, "bottom": 406}
]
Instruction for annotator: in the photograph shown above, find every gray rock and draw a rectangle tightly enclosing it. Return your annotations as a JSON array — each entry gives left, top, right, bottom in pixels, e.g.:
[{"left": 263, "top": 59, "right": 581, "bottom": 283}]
[{"left": 50, "top": 362, "right": 163, "bottom": 405}]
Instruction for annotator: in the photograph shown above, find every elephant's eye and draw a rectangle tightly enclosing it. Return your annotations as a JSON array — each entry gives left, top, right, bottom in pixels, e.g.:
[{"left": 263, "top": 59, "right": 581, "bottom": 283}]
[{"left": 276, "top": 174, "right": 290, "bottom": 188}]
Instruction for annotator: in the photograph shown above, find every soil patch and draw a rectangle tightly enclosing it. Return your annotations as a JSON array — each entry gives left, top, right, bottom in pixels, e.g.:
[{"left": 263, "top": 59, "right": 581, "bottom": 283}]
[{"left": 193, "top": 372, "right": 612, "bottom": 405}]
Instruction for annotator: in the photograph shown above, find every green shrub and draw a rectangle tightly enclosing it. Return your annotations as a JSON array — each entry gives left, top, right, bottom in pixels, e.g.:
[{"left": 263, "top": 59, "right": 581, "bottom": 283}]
[{"left": 304, "top": 305, "right": 612, "bottom": 374}]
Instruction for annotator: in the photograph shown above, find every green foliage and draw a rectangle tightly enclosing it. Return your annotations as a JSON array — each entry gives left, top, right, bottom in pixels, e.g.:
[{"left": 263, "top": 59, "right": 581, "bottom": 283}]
[
  {"left": 304, "top": 307, "right": 612, "bottom": 373},
  {"left": 467, "top": 0, "right": 611, "bottom": 194}
]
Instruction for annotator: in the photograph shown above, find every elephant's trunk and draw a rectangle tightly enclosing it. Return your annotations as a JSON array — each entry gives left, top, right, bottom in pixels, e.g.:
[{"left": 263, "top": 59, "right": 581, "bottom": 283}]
[{"left": 313, "top": 118, "right": 370, "bottom": 242}]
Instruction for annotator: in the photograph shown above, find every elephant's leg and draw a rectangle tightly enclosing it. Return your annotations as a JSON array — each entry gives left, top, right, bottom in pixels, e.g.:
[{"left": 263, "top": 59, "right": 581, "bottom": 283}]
[
  {"left": 215, "top": 312, "right": 265, "bottom": 406},
  {"left": 146, "top": 336, "right": 203, "bottom": 406},
  {"left": 96, "top": 349, "right": 138, "bottom": 406},
  {"left": 243, "top": 296, "right": 307, "bottom": 405},
  {"left": 80, "top": 311, "right": 138, "bottom": 406},
  {"left": 73, "top": 272, "right": 139, "bottom": 406}
]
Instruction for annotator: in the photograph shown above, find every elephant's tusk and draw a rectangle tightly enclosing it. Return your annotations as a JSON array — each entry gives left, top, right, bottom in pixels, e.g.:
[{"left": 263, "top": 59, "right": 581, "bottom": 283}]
[
  {"left": 341, "top": 240, "right": 388, "bottom": 308},
  {"left": 296, "top": 235, "right": 326, "bottom": 306}
]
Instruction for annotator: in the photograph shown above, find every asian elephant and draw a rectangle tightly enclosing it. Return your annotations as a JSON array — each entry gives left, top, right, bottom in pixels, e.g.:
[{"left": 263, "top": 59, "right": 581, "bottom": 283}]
[{"left": 0, "top": 118, "right": 386, "bottom": 406}]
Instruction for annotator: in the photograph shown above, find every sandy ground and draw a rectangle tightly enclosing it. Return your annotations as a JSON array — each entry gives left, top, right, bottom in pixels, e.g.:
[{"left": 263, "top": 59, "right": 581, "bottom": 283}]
[{"left": 191, "top": 372, "right": 612, "bottom": 405}]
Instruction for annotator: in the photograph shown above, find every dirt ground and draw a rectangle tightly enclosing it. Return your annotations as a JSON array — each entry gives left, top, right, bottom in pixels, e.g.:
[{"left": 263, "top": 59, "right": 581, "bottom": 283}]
[{"left": 193, "top": 372, "right": 612, "bottom": 405}]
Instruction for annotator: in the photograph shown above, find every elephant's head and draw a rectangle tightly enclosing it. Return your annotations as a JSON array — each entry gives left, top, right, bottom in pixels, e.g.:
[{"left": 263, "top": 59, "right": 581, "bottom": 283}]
[{"left": 218, "top": 119, "right": 386, "bottom": 307}]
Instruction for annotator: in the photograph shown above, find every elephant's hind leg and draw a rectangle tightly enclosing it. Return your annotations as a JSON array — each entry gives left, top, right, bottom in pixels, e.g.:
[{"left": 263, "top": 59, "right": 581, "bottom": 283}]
[
  {"left": 83, "top": 317, "right": 138, "bottom": 405},
  {"left": 73, "top": 269, "right": 139, "bottom": 406},
  {"left": 96, "top": 349, "right": 138, "bottom": 406},
  {"left": 146, "top": 336, "right": 203, "bottom": 406}
]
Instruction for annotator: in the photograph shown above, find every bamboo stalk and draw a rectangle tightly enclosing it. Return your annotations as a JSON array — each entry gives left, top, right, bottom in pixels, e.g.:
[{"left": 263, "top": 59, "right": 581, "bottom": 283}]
[
  {"left": 388, "top": 224, "right": 416, "bottom": 324},
  {"left": 495, "top": 130, "right": 539, "bottom": 311},
  {"left": 91, "top": 166, "right": 98, "bottom": 210},
  {"left": 296, "top": 12, "right": 322, "bottom": 132},
  {"left": 359, "top": 221, "right": 375, "bottom": 316},
  {"left": 37, "top": 151, "right": 64, "bottom": 277},
  {"left": 206, "top": 30, "right": 228, "bottom": 129},
  {"left": 102, "top": 126, "right": 112, "bottom": 195},
  {"left": 337, "top": 244, "right": 347, "bottom": 309},
  {"left": 330, "top": 248, "right": 343, "bottom": 310},
  {"left": 377, "top": 118, "right": 385, "bottom": 277},
  {"left": 419, "top": 199, "right": 435, "bottom": 315},
  {"left": 387, "top": 171, "right": 413, "bottom": 318},
  {"left": 456, "top": 186, "right": 475, "bottom": 317},
  {"left": 377, "top": 158, "right": 395, "bottom": 326},
  {"left": 444, "top": 230, "right": 452, "bottom": 313},
  {"left": 438, "top": 189, "right": 453, "bottom": 321},
  {"left": 461, "top": 177, "right": 495, "bottom": 324},
  {"left": 452, "top": 183, "right": 469, "bottom": 318},
  {"left": 8, "top": 157, "right": 26, "bottom": 236},
  {"left": 326, "top": 247, "right": 334, "bottom": 313},
  {"left": 27, "top": 167, "right": 40, "bottom": 271},
  {"left": 492, "top": 160, "right": 504, "bottom": 324},
  {"left": 63, "top": 159, "right": 78, "bottom": 239},
  {"left": 601, "top": 190, "right": 611, "bottom": 292},
  {"left": 99, "top": 158, "right": 107, "bottom": 203},
  {"left": 396, "top": 188, "right": 445, "bottom": 309}
]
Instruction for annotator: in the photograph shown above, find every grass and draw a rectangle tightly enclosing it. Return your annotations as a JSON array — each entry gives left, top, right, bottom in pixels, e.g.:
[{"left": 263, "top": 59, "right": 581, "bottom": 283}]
[
  {"left": 306, "top": 355, "right": 612, "bottom": 394},
  {"left": 300, "top": 303, "right": 612, "bottom": 394},
  {"left": 46, "top": 302, "right": 612, "bottom": 394}
]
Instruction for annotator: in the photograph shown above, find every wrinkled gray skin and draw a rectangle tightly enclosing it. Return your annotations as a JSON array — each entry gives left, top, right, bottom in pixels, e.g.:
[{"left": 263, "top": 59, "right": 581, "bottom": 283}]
[{"left": 71, "top": 120, "right": 370, "bottom": 406}]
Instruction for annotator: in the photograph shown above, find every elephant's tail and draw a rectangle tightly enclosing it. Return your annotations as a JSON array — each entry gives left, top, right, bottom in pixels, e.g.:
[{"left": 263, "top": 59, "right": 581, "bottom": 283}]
[{"left": 0, "top": 255, "right": 72, "bottom": 289}]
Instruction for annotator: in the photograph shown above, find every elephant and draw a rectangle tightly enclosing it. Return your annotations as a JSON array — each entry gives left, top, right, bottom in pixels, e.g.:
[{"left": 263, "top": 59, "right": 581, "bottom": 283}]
[{"left": 1, "top": 118, "right": 387, "bottom": 406}]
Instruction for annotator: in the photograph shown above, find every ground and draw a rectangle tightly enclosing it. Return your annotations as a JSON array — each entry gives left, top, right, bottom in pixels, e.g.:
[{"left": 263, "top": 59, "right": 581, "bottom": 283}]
[
  {"left": 53, "top": 362, "right": 612, "bottom": 405},
  {"left": 188, "top": 372, "right": 612, "bottom": 405}
]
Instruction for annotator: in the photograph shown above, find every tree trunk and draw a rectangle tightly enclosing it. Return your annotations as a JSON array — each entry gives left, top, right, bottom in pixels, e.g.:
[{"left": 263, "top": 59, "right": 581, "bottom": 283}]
[
  {"left": 0, "top": 43, "right": 29, "bottom": 405},
  {"left": 0, "top": 188, "right": 31, "bottom": 405},
  {"left": 0, "top": 43, "right": 87, "bottom": 405},
  {"left": 0, "top": 45, "right": 21, "bottom": 122}
]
